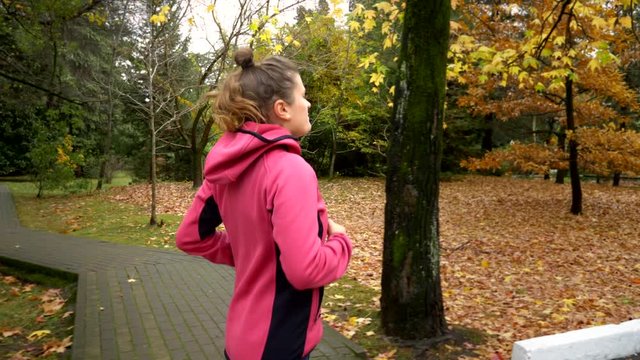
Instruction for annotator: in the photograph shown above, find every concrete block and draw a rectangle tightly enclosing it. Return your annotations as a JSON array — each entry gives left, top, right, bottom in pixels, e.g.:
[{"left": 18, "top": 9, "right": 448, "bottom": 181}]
[{"left": 512, "top": 319, "right": 640, "bottom": 360}]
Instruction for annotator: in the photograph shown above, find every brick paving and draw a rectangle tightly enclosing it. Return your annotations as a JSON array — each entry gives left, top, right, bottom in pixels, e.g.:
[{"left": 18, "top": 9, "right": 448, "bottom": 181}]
[{"left": 0, "top": 185, "right": 366, "bottom": 359}]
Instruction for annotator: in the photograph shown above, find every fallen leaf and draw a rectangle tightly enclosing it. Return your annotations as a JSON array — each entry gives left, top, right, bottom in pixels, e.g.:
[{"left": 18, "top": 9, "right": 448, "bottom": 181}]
[
  {"left": 2, "top": 328, "right": 22, "bottom": 337},
  {"left": 8, "top": 351, "right": 29, "bottom": 360},
  {"left": 27, "top": 329, "right": 51, "bottom": 341},
  {"left": 40, "top": 289, "right": 61, "bottom": 303},
  {"left": 3, "top": 276, "right": 18, "bottom": 285},
  {"left": 42, "top": 299, "right": 65, "bottom": 316},
  {"left": 42, "top": 335, "right": 73, "bottom": 356}
]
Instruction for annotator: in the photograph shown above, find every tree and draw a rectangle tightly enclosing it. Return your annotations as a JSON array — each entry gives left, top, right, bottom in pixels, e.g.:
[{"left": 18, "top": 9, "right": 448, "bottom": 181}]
[
  {"left": 120, "top": 0, "right": 193, "bottom": 225},
  {"left": 381, "top": 0, "right": 449, "bottom": 339},
  {"left": 450, "top": 0, "right": 640, "bottom": 214}
]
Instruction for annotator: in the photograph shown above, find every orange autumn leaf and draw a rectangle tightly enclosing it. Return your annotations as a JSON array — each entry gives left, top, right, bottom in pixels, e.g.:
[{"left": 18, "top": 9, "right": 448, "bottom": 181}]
[
  {"left": 42, "top": 299, "right": 65, "bottom": 316},
  {"left": 2, "top": 276, "right": 18, "bottom": 285},
  {"left": 2, "top": 328, "right": 22, "bottom": 338},
  {"left": 42, "top": 335, "right": 73, "bottom": 356}
]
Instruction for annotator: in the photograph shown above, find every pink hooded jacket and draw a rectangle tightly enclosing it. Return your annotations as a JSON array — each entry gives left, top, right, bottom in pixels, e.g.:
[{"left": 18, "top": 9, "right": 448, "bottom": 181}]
[{"left": 176, "top": 122, "right": 353, "bottom": 360}]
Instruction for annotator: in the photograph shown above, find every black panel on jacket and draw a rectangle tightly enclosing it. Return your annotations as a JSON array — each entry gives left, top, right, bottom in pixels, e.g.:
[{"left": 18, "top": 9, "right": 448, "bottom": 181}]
[
  {"left": 198, "top": 196, "right": 222, "bottom": 240},
  {"left": 262, "top": 246, "right": 312, "bottom": 360}
]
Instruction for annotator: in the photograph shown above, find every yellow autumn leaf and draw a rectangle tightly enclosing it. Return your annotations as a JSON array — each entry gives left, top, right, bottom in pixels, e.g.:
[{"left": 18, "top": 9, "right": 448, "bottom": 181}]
[
  {"left": 561, "top": 298, "right": 576, "bottom": 308},
  {"left": 481, "top": 259, "right": 490, "bottom": 268},
  {"left": 588, "top": 58, "right": 601, "bottom": 71},
  {"left": 383, "top": 36, "right": 393, "bottom": 49},
  {"left": 619, "top": 16, "right": 632, "bottom": 28},
  {"left": 374, "top": 1, "right": 393, "bottom": 13},
  {"left": 591, "top": 16, "right": 607, "bottom": 29},
  {"left": 348, "top": 316, "right": 358, "bottom": 326},
  {"left": 369, "top": 72, "right": 385, "bottom": 86},
  {"left": 27, "top": 329, "right": 51, "bottom": 341},
  {"left": 363, "top": 18, "right": 376, "bottom": 32}
]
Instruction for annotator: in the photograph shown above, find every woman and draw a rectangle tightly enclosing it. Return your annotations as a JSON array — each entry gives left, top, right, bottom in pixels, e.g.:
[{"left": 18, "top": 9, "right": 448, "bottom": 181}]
[{"left": 176, "top": 47, "right": 353, "bottom": 360}]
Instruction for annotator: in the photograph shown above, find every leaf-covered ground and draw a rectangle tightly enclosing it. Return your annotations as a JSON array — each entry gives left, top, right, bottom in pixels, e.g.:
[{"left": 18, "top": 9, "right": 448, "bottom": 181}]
[
  {"left": 0, "top": 266, "right": 75, "bottom": 359},
  {"left": 103, "top": 175, "right": 640, "bottom": 358}
]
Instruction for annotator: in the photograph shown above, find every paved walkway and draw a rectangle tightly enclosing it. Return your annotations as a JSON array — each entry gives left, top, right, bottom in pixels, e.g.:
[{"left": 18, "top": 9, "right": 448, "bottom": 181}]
[{"left": 0, "top": 185, "right": 366, "bottom": 359}]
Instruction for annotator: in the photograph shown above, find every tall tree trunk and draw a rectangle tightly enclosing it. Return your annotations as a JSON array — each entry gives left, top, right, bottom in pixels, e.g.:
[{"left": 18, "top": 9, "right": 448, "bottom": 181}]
[
  {"left": 192, "top": 140, "right": 203, "bottom": 188},
  {"left": 381, "top": 0, "right": 449, "bottom": 339},
  {"left": 329, "top": 125, "right": 337, "bottom": 178},
  {"left": 555, "top": 131, "right": 567, "bottom": 184},
  {"left": 149, "top": 69, "right": 158, "bottom": 226},
  {"left": 565, "top": 76, "right": 582, "bottom": 214},
  {"left": 97, "top": 87, "right": 114, "bottom": 190},
  {"left": 97, "top": 0, "right": 129, "bottom": 190},
  {"left": 481, "top": 113, "right": 494, "bottom": 152}
]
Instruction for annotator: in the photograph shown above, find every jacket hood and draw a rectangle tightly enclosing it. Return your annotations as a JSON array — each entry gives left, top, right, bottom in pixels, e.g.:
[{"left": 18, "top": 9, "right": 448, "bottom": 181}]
[{"left": 204, "top": 122, "right": 301, "bottom": 184}]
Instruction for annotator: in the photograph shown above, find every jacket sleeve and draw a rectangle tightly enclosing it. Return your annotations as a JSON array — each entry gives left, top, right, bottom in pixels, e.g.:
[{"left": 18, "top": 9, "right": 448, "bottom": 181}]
[
  {"left": 175, "top": 182, "right": 234, "bottom": 267},
  {"left": 268, "top": 155, "right": 352, "bottom": 290}
]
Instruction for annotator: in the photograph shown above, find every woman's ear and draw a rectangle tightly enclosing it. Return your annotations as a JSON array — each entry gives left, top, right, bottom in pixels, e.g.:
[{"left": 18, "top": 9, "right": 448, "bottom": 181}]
[{"left": 272, "top": 99, "right": 290, "bottom": 122}]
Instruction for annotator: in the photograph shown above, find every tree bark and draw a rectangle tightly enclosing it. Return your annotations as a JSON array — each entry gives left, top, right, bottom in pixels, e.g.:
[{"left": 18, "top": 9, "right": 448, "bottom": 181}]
[
  {"left": 565, "top": 76, "right": 582, "bottom": 214},
  {"left": 555, "top": 131, "right": 566, "bottom": 184},
  {"left": 481, "top": 113, "right": 494, "bottom": 152},
  {"left": 381, "top": 0, "right": 449, "bottom": 339},
  {"left": 329, "top": 125, "right": 337, "bottom": 178},
  {"left": 612, "top": 173, "right": 621, "bottom": 187}
]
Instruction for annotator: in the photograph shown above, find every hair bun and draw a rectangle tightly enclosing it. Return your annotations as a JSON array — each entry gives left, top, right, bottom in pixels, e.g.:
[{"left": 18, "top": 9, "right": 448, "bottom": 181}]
[{"left": 234, "top": 47, "right": 255, "bottom": 69}]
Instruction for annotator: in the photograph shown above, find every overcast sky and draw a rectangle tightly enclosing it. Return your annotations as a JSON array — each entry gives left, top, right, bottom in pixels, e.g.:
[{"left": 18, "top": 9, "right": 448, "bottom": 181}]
[{"left": 185, "top": 0, "right": 346, "bottom": 53}]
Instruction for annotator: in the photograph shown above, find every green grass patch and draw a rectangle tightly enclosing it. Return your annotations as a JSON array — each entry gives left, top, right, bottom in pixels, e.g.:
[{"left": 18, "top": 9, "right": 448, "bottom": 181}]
[
  {"left": 3, "top": 181, "right": 181, "bottom": 249},
  {"left": 0, "top": 262, "right": 75, "bottom": 359}
]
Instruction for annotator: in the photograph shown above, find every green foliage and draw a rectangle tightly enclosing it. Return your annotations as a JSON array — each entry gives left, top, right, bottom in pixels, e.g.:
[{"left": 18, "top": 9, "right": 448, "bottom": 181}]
[
  {"left": 28, "top": 119, "right": 84, "bottom": 197},
  {"left": 262, "top": 10, "right": 391, "bottom": 176}
]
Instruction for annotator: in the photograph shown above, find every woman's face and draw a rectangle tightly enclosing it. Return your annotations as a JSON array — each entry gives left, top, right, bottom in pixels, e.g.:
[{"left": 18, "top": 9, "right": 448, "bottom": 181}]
[{"left": 282, "top": 74, "right": 312, "bottom": 137}]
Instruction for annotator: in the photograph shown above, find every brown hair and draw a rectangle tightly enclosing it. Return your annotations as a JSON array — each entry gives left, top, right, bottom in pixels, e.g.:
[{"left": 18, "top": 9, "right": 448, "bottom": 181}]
[{"left": 211, "top": 47, "right": 299, "bottom": 132}]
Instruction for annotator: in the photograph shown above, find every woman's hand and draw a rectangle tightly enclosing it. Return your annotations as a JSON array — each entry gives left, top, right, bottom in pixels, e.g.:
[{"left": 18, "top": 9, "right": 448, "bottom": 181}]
[{"left": 328, "top": 219, "right": 346, "bottom": 236}]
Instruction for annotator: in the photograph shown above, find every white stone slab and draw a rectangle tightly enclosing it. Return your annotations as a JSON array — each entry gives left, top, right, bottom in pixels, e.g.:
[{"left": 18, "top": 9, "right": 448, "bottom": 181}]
[{"left": 512, "top": 319, "right": 640, "bottom": 360}]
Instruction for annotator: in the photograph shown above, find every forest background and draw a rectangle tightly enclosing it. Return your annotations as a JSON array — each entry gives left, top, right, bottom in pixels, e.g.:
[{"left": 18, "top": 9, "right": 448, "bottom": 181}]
[{"left": 1, "top": 0, "right": 640, "bottom": 206}]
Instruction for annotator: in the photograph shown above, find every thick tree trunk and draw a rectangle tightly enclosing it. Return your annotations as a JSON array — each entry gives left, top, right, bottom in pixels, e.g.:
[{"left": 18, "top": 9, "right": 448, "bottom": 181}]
[
  {"left": 381, "top": 0, "right": 449, "bottom": 339},
  {"left": 612, "top": 173, "right": 621, "bottom": 187},
  {"left": 97, "top": 91, "right": 113, "bottom": 190},
  {"left": 481, "top": 113, "right": 494, "bottom": 152},
  {"left": 565, "top": 76, "right": 582, "bottom": 214}
]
